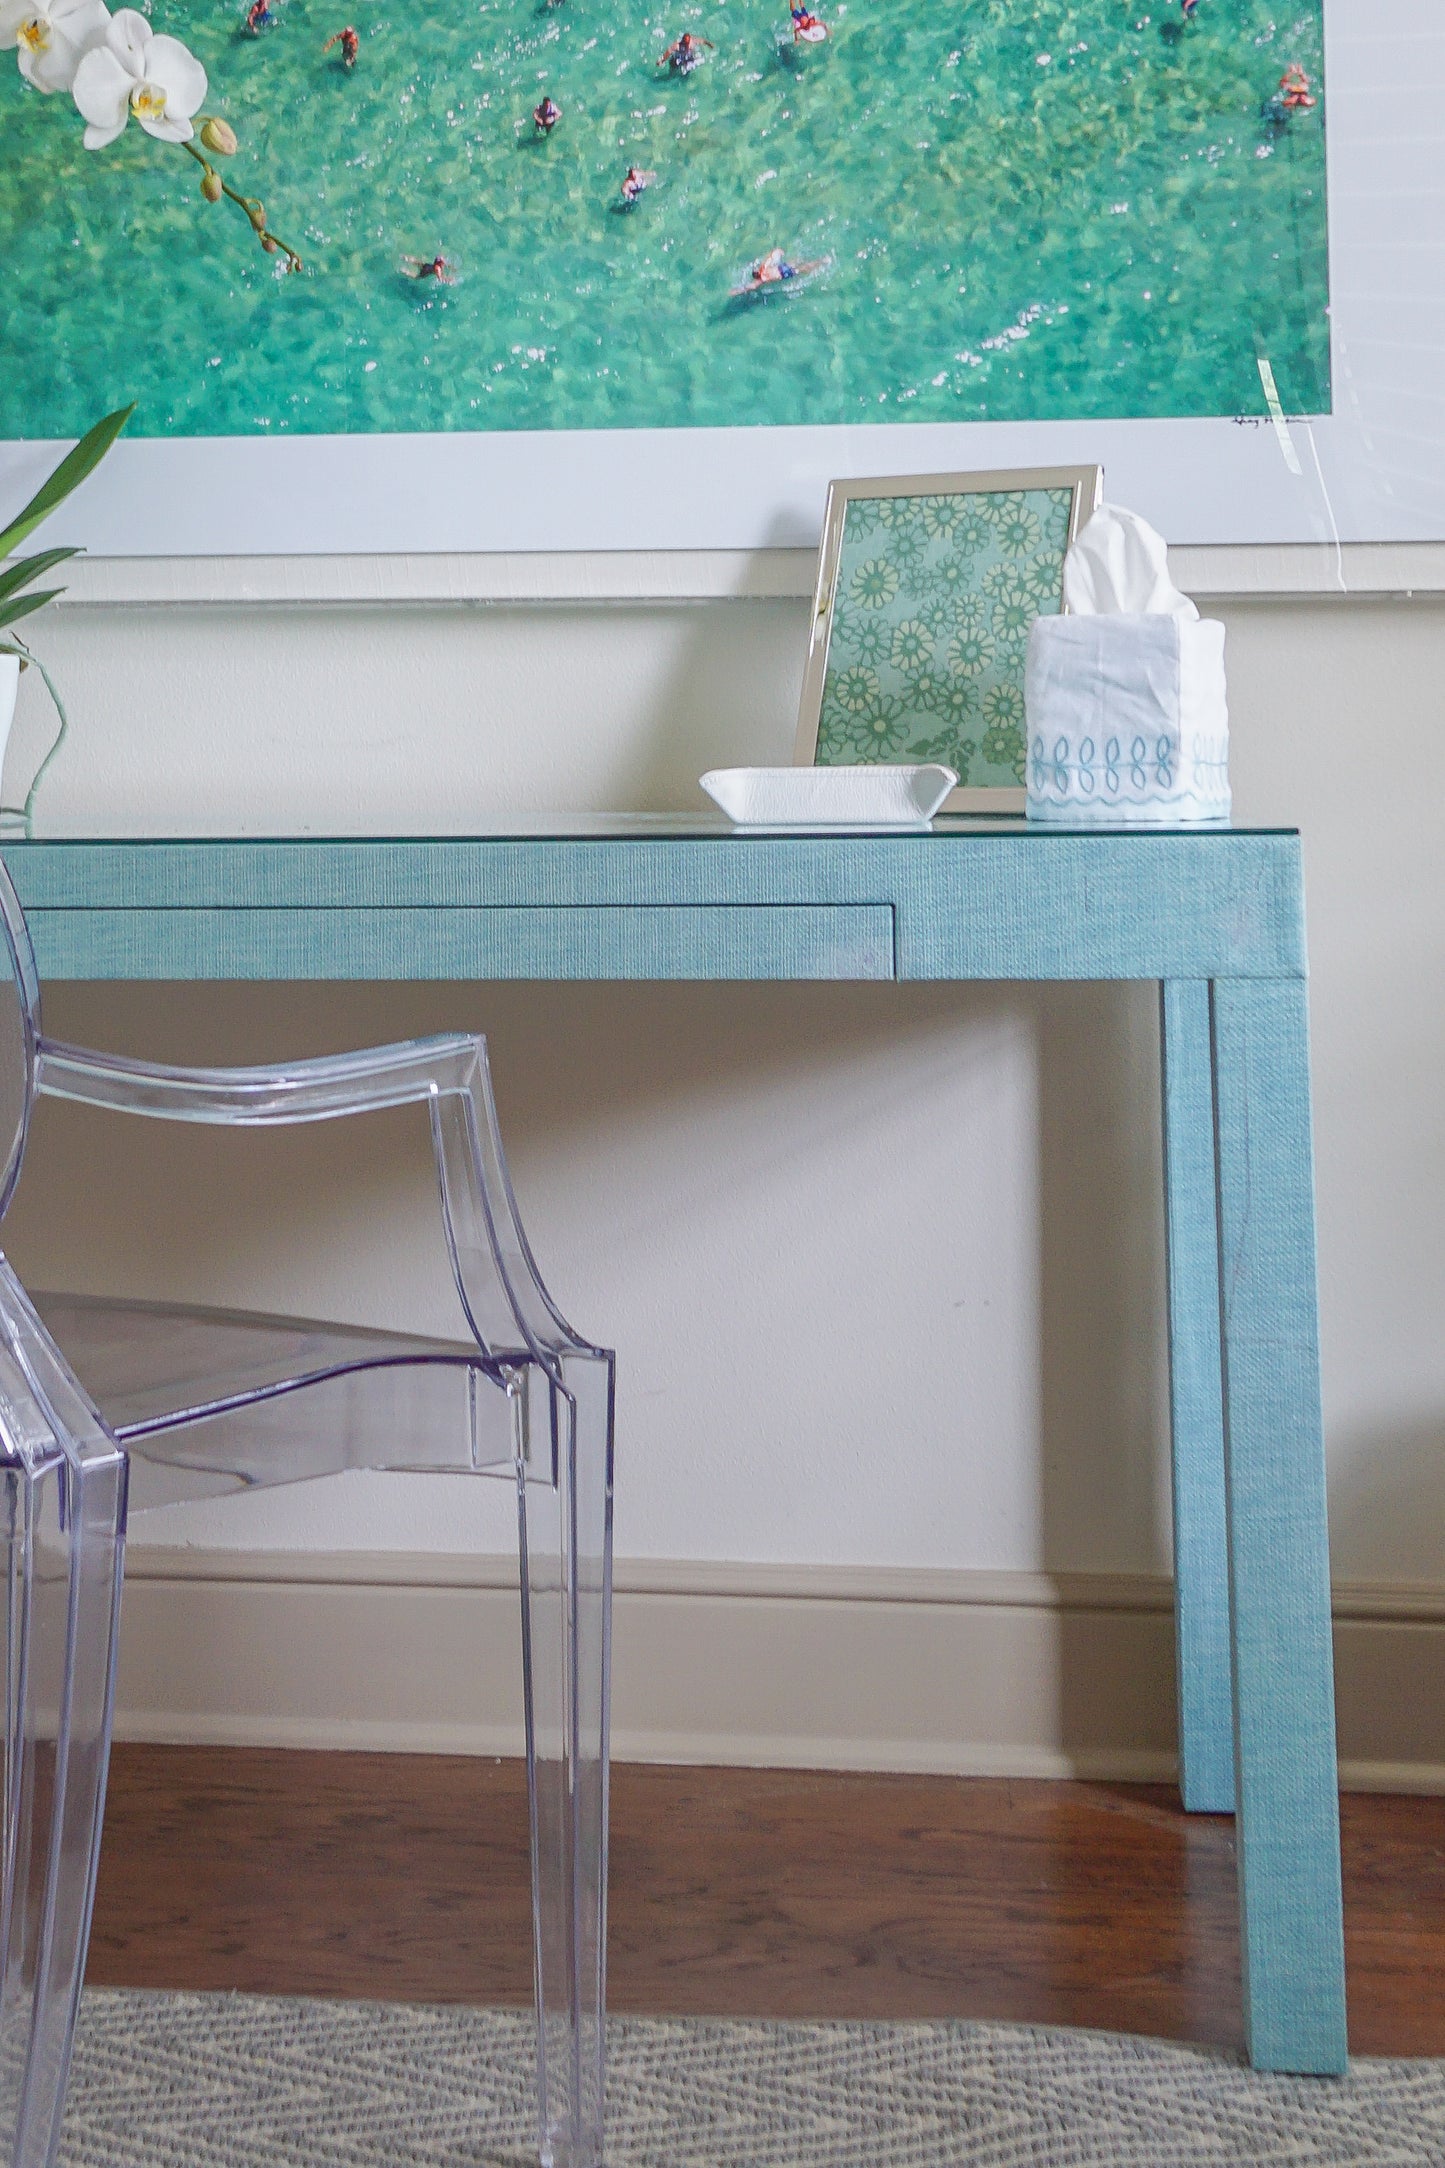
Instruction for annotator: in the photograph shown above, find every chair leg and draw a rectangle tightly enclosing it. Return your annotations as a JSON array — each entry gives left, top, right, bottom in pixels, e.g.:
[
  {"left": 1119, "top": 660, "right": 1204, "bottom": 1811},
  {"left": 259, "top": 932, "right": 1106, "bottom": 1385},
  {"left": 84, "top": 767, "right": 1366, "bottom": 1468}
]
[
  {"left": 516, "top": 1354, "right": 613, "bottom": 2168},
  {"left": 1211, "top": 977, "right": 1346, "bottom": 2074},
  {"left": 1159, "top": 980, "right": 1234, "bottom": 1814},
  {"left": 0, "top": 1448, "right": 126, "bottom": 2168}
]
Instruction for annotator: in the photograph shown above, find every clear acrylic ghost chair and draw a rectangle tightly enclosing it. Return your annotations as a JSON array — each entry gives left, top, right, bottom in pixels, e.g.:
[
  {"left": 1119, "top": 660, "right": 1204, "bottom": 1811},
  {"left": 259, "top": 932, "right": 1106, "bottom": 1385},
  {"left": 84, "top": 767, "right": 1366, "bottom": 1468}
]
[{"left": 0, "top": 856, "right": 612, "bottom": 2168}]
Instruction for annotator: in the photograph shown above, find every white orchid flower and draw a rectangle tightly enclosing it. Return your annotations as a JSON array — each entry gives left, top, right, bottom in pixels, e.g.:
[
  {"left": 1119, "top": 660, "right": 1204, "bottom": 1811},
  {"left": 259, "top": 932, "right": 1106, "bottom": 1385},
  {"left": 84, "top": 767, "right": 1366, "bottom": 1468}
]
[
  {"left": 0, "top": 0, "right": 109, "bottom": 95},
  {"left": 72, "top": 7, "right": 206, "bottom": 147}
]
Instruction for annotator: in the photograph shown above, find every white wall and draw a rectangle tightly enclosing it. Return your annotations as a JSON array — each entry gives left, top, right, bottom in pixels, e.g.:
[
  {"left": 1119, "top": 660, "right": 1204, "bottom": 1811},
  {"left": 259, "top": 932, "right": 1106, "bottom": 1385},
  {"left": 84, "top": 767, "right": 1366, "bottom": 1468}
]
[{"left": 1, "top": 590, "right": 1440, "bottom": 1602}]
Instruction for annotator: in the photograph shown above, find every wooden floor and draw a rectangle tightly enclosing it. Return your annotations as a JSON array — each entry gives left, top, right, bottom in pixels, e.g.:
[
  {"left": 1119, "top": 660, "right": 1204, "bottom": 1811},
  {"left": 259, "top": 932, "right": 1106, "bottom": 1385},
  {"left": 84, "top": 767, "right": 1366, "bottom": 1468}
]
[{"left": 87, "top": 1748, "right": 1445, "bottom": 2058}]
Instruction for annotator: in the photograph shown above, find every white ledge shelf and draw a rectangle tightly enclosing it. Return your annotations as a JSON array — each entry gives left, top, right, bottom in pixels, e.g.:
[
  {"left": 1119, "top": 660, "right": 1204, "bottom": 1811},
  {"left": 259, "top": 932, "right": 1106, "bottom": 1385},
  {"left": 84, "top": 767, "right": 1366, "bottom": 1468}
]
[{"left": 50, "top": 541, "right": 1445, "bottom": 609}]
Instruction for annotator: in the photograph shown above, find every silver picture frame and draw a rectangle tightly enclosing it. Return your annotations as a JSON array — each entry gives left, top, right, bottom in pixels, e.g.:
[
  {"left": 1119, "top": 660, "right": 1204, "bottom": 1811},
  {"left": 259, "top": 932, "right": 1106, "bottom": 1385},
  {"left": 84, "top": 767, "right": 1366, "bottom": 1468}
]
[{"left": 794, "top": 465, "right": 1104, "bottom": 814}]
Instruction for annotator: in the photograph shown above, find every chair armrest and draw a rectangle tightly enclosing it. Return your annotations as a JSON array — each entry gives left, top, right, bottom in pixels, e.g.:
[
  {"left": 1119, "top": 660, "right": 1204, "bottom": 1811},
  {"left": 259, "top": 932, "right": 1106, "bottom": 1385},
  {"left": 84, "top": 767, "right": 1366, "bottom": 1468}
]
[
  {"left": 35, "top": 1034, "right": 478, "bottom": 1125},
  {"left": 34, "top": 1034, "right": 600, "bottom": 1367}
]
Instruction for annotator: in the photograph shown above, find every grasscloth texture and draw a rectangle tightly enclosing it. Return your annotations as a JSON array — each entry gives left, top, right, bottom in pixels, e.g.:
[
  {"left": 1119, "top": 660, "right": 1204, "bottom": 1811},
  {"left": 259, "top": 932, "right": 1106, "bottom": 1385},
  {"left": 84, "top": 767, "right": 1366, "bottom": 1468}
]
[{"left": 60, "top": 1993, "right": 1444, "bottom": 2168}]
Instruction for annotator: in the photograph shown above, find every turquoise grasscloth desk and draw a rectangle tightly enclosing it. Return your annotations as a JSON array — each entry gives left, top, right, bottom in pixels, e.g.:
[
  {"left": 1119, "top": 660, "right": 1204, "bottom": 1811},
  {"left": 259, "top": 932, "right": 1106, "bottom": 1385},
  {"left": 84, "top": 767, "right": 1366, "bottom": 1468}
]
[{"left": 0, "top": 815, "right": 1347, "bottom": 2077}]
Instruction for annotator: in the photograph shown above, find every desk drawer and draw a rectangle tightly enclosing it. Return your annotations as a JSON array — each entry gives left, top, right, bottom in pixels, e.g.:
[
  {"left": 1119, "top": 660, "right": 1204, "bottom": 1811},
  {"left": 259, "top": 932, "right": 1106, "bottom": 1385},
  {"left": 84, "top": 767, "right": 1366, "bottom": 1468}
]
[{"left": 27, "top": 903, "right": 896, "bottom": 982}]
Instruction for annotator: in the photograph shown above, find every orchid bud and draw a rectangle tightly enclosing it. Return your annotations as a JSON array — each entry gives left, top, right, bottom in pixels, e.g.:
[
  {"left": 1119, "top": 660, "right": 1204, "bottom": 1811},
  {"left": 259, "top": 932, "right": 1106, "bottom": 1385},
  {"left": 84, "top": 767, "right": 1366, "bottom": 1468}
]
[
  {"left": 247, "top": 200, "right": 266, "bottom": 231},
  {"left": 201, "top": 168, "right": 222, "bottom": 202},
  {"left": 261, "top": 235, "right": 278, "bottom": 252},
  {"left": 200, "top": 117, "right": 238, "bottom": 156}
]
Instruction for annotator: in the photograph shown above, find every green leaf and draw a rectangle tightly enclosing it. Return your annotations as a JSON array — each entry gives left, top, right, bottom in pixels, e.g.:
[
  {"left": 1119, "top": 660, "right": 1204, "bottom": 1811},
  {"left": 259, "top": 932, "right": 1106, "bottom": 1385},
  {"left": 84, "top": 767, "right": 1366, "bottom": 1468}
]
[
  {"left": 0, "top": 548, "right": 79, "bottom": 607},
  {"left": 0, "top": 588, "right": 65, "bottom": 631},
  {"left": 0, "top": 403, "right": 135, "bottom": 559}
]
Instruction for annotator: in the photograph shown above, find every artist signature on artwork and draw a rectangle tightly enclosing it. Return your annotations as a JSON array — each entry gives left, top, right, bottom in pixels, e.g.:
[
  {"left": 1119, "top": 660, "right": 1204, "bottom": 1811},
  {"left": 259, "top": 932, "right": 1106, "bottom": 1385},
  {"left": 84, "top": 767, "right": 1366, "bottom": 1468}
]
[{"left": 1230, "top": 413, "right": 1310, "bottom": 426}]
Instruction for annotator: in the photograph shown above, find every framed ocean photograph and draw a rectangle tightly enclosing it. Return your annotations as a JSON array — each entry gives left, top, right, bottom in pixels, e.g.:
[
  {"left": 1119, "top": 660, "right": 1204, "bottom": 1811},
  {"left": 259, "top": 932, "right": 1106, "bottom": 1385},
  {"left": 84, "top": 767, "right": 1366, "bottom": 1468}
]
[
  {"left": 794, "top": 467, "right": 1102, "bottom": 813},
  {"left": 2, "top": 0, "right": 1442, "bottom": 558}
]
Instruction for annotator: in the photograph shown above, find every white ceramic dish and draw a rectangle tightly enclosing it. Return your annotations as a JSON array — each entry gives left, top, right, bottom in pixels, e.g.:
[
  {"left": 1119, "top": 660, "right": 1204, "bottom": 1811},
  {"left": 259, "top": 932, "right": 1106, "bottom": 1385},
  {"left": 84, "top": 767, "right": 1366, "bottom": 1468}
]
[{"left": 700, "top": 764, "right": 957, "bottom": 828}]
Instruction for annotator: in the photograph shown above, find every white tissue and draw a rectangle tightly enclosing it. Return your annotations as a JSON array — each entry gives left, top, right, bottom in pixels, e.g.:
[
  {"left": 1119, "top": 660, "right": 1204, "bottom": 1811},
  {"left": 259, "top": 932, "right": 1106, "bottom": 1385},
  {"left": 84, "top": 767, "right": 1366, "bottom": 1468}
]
[
  {"left": 1061, "top": 504, "right": 1199, "bottom": 620},
  {"left": 1026, "top": 503, "right": 1229, "bottom": 826}
]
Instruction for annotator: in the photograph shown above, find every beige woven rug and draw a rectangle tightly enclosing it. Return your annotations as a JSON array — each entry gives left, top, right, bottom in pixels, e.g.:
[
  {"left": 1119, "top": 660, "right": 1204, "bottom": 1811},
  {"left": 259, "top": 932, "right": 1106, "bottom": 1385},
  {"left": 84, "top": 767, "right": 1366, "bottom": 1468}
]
[{"left": 57, "top": 1990, "right": 1444, "bottom": 2166}]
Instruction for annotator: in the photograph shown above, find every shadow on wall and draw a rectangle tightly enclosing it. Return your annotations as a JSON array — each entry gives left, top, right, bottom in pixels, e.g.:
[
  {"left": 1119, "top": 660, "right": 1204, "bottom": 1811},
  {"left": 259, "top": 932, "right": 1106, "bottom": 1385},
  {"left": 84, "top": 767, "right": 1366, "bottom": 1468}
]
[
  {"left": 1037, "top": 983, "right": 1169, "bottom": 1578},
  {"left": 607, "top": 508, "right": 814, "bottom": 806},
  {"left": 1328, "top": 1416, "right": 1445, "bottom": 1779},
  {"left": 604, "top": 596, "right": 808, "bottom": 808},
  {"left": 1036, "top": 982, "right": 1174, "bottom": 1769},
  {"left": 1329, "top": 1418, "right": 1445, "bottom": 1586}
]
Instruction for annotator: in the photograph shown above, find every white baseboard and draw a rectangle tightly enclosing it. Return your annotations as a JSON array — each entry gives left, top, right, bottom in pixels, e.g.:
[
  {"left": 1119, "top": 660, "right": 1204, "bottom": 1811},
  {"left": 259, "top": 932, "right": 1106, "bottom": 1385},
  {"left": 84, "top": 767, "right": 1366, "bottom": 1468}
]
[{"left": 111, "top": 1549, "right": 1445, "bottom": 1792}]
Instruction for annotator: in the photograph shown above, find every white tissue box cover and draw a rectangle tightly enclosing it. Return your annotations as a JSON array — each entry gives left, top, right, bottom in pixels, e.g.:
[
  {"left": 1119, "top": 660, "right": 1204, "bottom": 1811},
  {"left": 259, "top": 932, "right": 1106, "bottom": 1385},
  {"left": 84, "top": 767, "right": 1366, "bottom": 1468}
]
[
  {"left": 700, "top": 765, "right": 956, "bottom": 827},
  {"left": 1024, "top": 615, "right": 1230, "bottom": 825}
]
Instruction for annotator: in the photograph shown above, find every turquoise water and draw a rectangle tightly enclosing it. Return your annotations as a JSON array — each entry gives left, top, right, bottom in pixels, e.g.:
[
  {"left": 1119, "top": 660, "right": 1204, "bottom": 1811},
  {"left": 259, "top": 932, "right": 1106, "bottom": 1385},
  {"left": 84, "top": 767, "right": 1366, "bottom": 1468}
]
[{"left": 0, "top": 0, "right": 1328, "bottom": 437}]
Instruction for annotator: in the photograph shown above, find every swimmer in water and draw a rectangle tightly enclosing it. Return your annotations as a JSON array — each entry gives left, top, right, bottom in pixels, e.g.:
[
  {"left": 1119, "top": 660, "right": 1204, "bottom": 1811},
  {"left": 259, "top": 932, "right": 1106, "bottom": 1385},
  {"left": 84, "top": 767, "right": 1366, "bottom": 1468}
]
[
  {"left": 790, "top": 5, "right": 826, "bottom": 37},
  {"left": 620, "top": 164, "right": 656, "bottom": 204},
  {"left": 322, "top": 23, "right": 358, "bottom": 62},
  {"left": 750, "top": 246, "right": 796, "bottom": 285},
  {"left": 245, "top": 0, "right": 274, "bottom": 31},
  {"left": 1278, "top": 63, "right": 1316, "bottom": 108},
  {"left": 1180, "top": 0, "right": 1198, "bottom": 18},
  {"left": 533, "top": 93, "right": 561, "bottom": 131},
  {"left": 401, "top": 254, "right": 452, "bottom": 282},
  {"left": 659, "top": 30, "right": 712, "bottom": 72}
]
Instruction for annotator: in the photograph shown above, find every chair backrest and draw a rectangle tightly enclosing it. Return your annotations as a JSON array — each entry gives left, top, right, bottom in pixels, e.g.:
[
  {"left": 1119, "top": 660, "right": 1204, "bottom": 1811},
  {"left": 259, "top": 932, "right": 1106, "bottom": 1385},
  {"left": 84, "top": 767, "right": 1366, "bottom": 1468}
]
[{"left": 0, "top": 857, "right": 41, "bottom": 1227}]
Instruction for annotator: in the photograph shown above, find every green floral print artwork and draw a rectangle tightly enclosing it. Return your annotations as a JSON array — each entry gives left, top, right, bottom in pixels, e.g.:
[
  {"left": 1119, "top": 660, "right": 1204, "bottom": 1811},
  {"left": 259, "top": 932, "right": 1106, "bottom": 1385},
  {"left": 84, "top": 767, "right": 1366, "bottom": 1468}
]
[
  {"left": 833, "top": 664, "right": 884, "bottom": 713},
  {"left": 947, "top": 626, "right": 996, "bottom": 674},
  {"left": 954, "top": 509, "right": 997, "bottom": 557},
  {"left": 926, "top": 556, "right": 979, "bottom": 605},
  {"left": 815, "top": 486, "right": 1075, "bottom": 788},
  {"left": 981, "top": 721, "right": 1026, "bottom": 771},
  {"left": 845, "top": 616, "right": 894, "bottom": 667},
  {"left": 889, "top": 621, "right": 933, "bottom": 674},
  {"left": 989, "top": 581, "right": 1039, "bottom": 641},
  {"left": 849, "top": 560, "right": 901, "bottom": 610},
  {"left": 981, "top": 683, "right": 1026, "bottom": 730},
  {"left": 910, "top": 595, "right": 956, "bottom": 638},
  {"left": 995, "top": 498, "right": 1043, "bottom": 558}
]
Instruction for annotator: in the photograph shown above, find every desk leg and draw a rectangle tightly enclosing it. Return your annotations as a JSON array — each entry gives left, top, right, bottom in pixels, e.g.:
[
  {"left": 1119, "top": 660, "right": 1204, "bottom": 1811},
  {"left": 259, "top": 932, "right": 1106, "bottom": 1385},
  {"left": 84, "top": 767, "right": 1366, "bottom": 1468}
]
[
  {"left": 1159, "top": 980, "right": 1235, "bottom": 1814},
  {"left": 1211, "top": 976, "right": 1347, "bottom": 2075}
]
